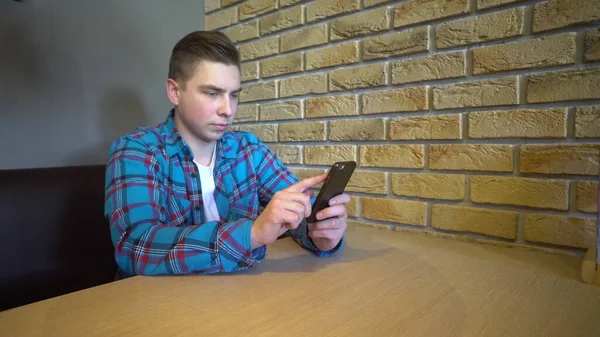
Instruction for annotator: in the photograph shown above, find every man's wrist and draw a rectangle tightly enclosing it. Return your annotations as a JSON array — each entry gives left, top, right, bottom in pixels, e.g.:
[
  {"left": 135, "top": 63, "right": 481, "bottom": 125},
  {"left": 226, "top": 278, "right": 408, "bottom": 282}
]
[
  {"left": 311, "top": 237, "right": 341, "bottom": 252},
  {"left": 250, "top": 225, "right": 262, "bottom": 250}
]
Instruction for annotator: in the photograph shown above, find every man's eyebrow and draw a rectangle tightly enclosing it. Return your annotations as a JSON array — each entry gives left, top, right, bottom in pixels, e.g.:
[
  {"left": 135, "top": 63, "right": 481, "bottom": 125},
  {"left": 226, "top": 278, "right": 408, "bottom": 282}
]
[
  {"left": 198, "top": 85, "right": 242, "bottom": 93},
  {"left": 198, "top": 85, "right": 225, "bottom": 92}
]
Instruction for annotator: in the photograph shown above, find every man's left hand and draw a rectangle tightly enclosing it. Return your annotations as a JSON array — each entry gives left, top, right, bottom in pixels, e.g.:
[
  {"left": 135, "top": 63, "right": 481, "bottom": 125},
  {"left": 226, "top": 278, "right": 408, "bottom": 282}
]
[{"left": 307, "top": 193, "right": 350, "bottom": 251}]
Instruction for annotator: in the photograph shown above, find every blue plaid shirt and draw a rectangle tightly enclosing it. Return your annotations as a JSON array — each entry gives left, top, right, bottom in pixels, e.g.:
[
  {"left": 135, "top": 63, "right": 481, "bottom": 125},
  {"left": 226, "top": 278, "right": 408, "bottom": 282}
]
[{"left": 104, "top": 110, "right": 343, "bottom": 276}]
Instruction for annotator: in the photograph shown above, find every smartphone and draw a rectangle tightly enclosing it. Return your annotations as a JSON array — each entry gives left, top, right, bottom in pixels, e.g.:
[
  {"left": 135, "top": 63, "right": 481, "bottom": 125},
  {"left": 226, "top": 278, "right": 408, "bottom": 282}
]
[{"left": 306, "top": 161, "right": 356, "bottom": 223}]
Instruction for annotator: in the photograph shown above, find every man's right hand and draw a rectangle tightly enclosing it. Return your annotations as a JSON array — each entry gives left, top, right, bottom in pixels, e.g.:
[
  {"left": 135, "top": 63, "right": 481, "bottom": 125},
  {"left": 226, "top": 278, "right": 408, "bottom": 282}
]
[{"left": 251, "top": 174, "right": 327, "bottom": 249}]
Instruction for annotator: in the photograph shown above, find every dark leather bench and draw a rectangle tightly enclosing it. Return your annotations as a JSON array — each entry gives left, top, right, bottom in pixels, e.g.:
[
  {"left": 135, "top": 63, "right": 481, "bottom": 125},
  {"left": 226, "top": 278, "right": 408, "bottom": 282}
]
[{"left": 0, "top": 165, "right": 116, "bottom": 311}]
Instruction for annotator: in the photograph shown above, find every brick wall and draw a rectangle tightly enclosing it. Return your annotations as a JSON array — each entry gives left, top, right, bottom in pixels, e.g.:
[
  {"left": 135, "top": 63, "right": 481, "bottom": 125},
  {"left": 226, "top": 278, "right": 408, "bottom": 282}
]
[{"left": 205, "top": 0, "right": 600, "bottom": 253}]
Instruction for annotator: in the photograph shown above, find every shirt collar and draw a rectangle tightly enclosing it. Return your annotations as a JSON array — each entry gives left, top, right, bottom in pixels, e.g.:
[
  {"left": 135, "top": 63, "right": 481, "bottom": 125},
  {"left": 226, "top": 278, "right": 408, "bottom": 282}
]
[{"left": 162, "top": 108, "right": 237, "bottom": 160}]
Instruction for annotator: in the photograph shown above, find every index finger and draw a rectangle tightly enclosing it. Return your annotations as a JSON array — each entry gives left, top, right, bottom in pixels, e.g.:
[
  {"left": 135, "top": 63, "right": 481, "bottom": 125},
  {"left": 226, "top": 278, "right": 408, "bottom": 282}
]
[{"left": 285, "top": 174, "right": 328, "bottom": 193}]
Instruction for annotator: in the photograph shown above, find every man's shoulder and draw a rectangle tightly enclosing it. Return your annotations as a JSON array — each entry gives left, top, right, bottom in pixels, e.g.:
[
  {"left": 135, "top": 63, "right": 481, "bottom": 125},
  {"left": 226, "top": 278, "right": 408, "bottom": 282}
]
[
  {"left": 108, "top": 123, "right": 168, "bottom": 157},
  {"left": 222, "top": 130, "right": 266, "bottom": 152}
]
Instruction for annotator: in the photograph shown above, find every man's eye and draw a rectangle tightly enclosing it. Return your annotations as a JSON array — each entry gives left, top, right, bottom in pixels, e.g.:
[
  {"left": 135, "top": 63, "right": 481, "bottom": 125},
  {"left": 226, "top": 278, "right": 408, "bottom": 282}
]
[
  {"left": 206, "top": 91, "right": 218, "bottom": 97},
  {"left": 231, "top": 93, "right": 239, "bottom": 99}
]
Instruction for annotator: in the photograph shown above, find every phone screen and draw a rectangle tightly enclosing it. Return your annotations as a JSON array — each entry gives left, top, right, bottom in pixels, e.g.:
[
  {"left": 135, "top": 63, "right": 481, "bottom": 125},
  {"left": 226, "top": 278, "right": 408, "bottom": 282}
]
[{"left": 306, "top": 161, "right": 356, "bottom": 223}]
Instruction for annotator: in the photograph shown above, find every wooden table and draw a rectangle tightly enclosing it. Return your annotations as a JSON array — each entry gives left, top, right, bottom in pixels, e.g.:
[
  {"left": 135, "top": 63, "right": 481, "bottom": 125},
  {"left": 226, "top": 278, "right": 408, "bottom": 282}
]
[{"left": 2, "top": 226, "right": 600, "bottom": 337}]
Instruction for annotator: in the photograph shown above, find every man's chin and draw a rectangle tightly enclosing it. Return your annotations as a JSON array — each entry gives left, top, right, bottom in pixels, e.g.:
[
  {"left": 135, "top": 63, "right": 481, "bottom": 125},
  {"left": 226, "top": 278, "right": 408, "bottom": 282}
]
[{"left": 206, "top": 128, "right": 229, "bottom": 139}]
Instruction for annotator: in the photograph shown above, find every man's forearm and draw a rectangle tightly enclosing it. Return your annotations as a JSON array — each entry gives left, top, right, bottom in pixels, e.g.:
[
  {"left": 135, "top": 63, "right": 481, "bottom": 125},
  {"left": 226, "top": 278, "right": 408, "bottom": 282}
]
[{"left": 113, "top": 218, "right": 265, "bottom": 275}]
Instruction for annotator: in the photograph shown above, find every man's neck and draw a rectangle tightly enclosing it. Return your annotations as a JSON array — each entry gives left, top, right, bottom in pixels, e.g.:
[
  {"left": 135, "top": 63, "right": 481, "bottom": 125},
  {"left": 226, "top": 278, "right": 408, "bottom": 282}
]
[
  {"left": 191, "top": 141, "right": 215, "bottom": 166},
  {"left": 173, "top": 110, "right": 216, "bottom": 166}
]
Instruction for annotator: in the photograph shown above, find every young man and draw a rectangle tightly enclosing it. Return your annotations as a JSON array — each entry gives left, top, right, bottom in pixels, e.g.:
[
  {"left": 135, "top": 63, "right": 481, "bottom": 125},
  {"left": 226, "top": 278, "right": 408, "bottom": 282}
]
[{"left": 104, "top": 31, "right": 350, "bottom": 276}]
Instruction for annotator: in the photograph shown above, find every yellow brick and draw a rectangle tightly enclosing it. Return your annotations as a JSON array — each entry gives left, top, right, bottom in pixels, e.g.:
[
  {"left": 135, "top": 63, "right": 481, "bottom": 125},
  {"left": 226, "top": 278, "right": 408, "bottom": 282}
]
[
  {"left": 234, "top": 104, "right": 258, "bottom": 122},
  {"left": 362, "top": 27, "right": 428, "bottom": 61},
  {"left": 305, "top": 95, "right": 358, "bottom": 118},
  {"left": 306, "top": 42, "right": 359, "bottom": 70},
  {"left": 304, "top": 145, "right": 356, "bottom": 165},
  {"left": 347, "top": 220, "right": 393, "bottom": 231},
  {"left": 584, "top": 28, "right": 600, "bottom": 62},
  {"left": 280, "top": 0, "right": 306, "bottom": 6},
  {"left": 259, "top": 6, "right": 303, "bottom": 35},
  {"left": 346, "top": 171, "right": 386, "bottom": 194},
  {"left": 391, "top": 51, "right": 465, "bottom": 85},
  {"left": 473, "top": 33, "right": 576, "bottom": 75},
  {"left": 234, "top": 124, "right": 278, "bottom": 142},
  {"left": 268, "top": 145, "right": 301, "bottom": 164},
  {"left": 223, "top": 0, "right": 244, "bottom": 6},
  {"left": 330, "top": 63, "right": 387, "bottom": 91},
  {"left": 329, "top": 119, "right": 385, "bottom": 141},
  {"left": 280, "top": 74, "right": 328, "bottom": 98},
  {"left": 389, "top": 114, "right": 462, "bottom": 140},
  {"left": 260, "top": 53, "right": 303, "bottom": 78},
  {"left": 478, "top": 0, "right": 526, "bottom": 10},
  {"left": 437, "top": 7, "right": 525, "bottom": 49},
  {"left": 239, "top": 0, "right": 278, "bottom": 20},
  {"left": 362, "top": 87, "right": 428, "bottom": 115},
  {"left": 280, "top": 24, "right": 328, "bottom": 52},
  {"left": 290, "top": 168, "right": 326, "bottom": 181},
  {"left": 520, "top": 144, "right": 600, "bottom": 176},
  {"left": 239, "top": 36, "right": 279, "bottom": 61},
  {"left": 575, "top": 106, "right": 600, "bottom": 138},
  {"left": 260, "top": 100, "right": 302, "bottom": 121},
  {"left": 360, "top": 145, "right": 425, "bottom": 168},
  {"left": 532, "top": 0, "right": 600, "bottom": 33},
  {"left": 307, "top": 0, "right": 360, "bottom": 23},
  {"left": 392, "top": 173, "right": 465, "bottom": 200},
  {"left": 239, "top": 81, "right": 277, "bottom": 102},
  {"left": 429, "top": 144, "right": 513, "bottom": 172},
  {"left": 471, "top": 176, "right": 568, "bottom": 210},
  {"left": 205, "top": 0, "right": 220, "bottom": 13},
  {"left": 331, "top": 7, "right": 390, "bottom": 41},
  {"left": 527, "top": 68, "right": 600, "bottom": 103},
  {"left": 241, "top": 62, "right": 258, "bottom": 82},
  {"left": 363, "top": 197, "right": 426, "bottom": 226},
  {"left": 223, "top": 21, "right": 259, "bottom": 43},
  {"left": 524, "top": 214, "right": 597, "bottom": 248},
  {"left": 468, "top": 108, "right": 567, "bottom": 139},
  {"left": 368, "top": 0, "right": 397, "bottom": 6},
  {"left": 279, "top": 121, "right": 326, "bottom": 142},
  {"left": 433, "top": 77, "right": 517, "bottom": 110},
  {"left": 346, "top": 196, "right": 359, "bottom": 217},
  {"left": 431, "top": 204, "right": 518, "bottom": 239},
  {"left": 205, "top": 7, "right": 238, "bottom": 30},
  {"left": 576, "top": 181, "right": 598, "bottom": 213},
  {"left": 394, "top": 0, "right": 470, "bottom": 28}
]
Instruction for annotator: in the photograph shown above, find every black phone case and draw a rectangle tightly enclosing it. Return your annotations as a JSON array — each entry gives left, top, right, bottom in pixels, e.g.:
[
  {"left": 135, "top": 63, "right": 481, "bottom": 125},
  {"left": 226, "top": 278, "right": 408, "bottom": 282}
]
[{"left": 306, "top": 161, "right": 356, "bottom": 223}]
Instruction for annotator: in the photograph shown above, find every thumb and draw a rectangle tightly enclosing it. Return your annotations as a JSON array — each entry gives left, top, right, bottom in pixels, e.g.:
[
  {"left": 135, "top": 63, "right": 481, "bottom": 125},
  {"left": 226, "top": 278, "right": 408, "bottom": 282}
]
[{"left": 285, "top": 174, "right": 327, "bottom": 193}]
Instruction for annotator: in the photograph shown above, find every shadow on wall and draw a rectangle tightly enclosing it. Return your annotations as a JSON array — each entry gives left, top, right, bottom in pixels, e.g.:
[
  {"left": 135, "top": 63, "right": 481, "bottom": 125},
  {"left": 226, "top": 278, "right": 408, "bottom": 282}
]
[
  {"left": 1, "top": 1, "right": 175, "bottom": 169},
  {"left": 67, "top": 88, "right": 150, "bottom": 167},
  {"left": 0, "top": 13, "right": 44, "bottom": 114}
]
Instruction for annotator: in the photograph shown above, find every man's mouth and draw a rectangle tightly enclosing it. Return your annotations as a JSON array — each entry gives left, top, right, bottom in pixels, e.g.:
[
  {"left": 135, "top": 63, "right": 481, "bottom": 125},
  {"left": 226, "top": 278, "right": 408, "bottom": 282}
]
[{"left": 212, "top": 123, "right": 229, "bottom": 130}]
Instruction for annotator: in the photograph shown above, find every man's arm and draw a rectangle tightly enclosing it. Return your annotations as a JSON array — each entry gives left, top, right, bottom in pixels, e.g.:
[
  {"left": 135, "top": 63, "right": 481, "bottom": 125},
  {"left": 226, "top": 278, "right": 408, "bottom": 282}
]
[
  {"left": 104, "top": 138, "right": 265, "bottom": 276},
  {"left": 251, "top": 140, "right": 344, "bottom": 257}
]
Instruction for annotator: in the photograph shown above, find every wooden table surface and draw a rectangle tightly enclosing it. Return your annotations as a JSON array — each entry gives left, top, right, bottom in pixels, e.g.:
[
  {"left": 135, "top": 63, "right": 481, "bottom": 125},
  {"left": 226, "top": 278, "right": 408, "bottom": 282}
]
[{"left": 2, "top": 226, "right": 600, "bottom": 337}]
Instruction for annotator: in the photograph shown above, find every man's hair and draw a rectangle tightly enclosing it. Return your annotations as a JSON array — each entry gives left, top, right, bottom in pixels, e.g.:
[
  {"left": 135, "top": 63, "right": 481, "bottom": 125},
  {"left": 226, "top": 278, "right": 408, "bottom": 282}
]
[{"left": 168, "top": 31, "right": 240, "bottom": 87}]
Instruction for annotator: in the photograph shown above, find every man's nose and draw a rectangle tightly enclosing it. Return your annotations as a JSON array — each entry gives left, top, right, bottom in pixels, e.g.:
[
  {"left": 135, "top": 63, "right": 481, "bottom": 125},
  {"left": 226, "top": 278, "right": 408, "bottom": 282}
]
[{"left": 218, "top": 96, "right": 233, "bottom": 117}]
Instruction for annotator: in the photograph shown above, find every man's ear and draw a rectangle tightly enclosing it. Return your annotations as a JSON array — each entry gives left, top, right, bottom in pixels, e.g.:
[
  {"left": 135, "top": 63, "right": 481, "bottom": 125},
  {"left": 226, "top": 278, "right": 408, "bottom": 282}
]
[{"left": 166, "top": 78, "right": 180, "bottom": 106}]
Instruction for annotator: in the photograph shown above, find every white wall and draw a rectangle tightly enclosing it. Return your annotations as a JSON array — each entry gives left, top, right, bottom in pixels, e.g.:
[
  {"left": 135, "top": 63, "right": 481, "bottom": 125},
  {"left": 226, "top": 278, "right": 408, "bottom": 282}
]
[{"left": 0, "top": 0, "right": 205, "bottom": 170}]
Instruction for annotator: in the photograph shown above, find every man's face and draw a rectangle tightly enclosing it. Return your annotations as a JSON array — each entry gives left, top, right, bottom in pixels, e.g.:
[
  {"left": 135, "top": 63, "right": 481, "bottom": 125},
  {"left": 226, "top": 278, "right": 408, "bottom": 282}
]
[{"left": 168, "top": 60, "right": 241, "bottom": 145}]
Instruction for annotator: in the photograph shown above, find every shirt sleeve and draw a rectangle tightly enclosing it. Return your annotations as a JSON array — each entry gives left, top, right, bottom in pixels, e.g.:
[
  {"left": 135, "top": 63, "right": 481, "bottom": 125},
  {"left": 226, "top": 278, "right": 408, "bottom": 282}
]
[
  {"left": 104, "top": 137, "right": 266, "bottom": 276},
  {"left": 251, "top": 138, "right": 344, "bottom": 257}
]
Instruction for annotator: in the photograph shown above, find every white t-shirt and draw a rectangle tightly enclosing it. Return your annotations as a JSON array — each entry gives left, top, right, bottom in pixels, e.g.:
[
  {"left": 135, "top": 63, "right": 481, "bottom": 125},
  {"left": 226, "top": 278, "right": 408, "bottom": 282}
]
[{"left": 194, "top": 146, "right": 220, "bottom": 222}]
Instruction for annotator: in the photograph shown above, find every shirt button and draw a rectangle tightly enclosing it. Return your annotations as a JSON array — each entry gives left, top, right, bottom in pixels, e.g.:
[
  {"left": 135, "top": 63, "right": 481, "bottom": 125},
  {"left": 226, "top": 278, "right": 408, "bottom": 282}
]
[
  {"left": 191, "top": 172, "right": 198, "bottom": 178},
  {"left": 195, "top": 205, "right": 201, "bottom": 211}
]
